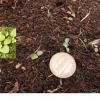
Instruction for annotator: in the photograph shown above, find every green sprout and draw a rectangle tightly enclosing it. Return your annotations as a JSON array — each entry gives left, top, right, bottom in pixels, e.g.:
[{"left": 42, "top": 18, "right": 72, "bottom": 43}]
[
  {"left": 31, "top": 50, "right": 43, "bottom": 60},
  {"left": 92, "top": 44, "right": 99, "bottom": 53},
  {"left": 0, "top": 27, "right": 16, "bottom": 58},
  {"left": 67, "top": 6, "right": 76, "bottom": 18},
  {"left": 63, "top": 38, "right": 70, "bottom": 53},
  {"left": 66, "top": 6, "right": 75, "bottom": 23}
]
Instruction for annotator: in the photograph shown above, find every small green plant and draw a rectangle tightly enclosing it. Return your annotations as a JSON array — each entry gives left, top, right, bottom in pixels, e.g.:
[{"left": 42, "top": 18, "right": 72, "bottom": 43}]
[
  {"left": 92, "top": 44, "right": 99, "bottom": 53},
  {"left": 66, "top": 6, "right": 76, "bottom": 23},
  {"left": 31, "top": 50, "right": 43, "bottom": 60},
  {"left": 89, "top": 39, "right": 100, "bottom": 53},
  {"left": 67, "top": 6, "right": 76, "bottom": 18},
  {"left": 0, "top": 27, "right": 16, "bottom": 58},
  {"left": 63, "top": 38, "right": 70, "bottom": 53}
]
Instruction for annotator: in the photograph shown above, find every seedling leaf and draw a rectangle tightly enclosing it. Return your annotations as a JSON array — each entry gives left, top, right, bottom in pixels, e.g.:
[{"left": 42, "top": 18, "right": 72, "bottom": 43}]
[
  {"left": 31, "top": 53, "right": 38, "bottom": 60},
  {"left": 94, "top": 47, "right": 99, "bottom": 53},
  {"left": 65, "top": 38, "right": 70, "bottom": 43},
  {"left": 0, "top": 42, "right": 2, "bottom": 48},
  {"left": 0, "top": 33, "right": 5, "bottom": 41},
  {"left": 63, "top": 38, "right": 70, "bottom": 53},
  {"left": 36, "top": 50, "right": 43, "bottom": 56},
  {"left": 9, "top": 27, "right": 16, "bottom": 37},
  {"left": 4, "top": 37, "right": 12, "bottom": 44},
  {"left": 31, "top": 50, "right": 44, "bottom": 60},
  {"left": 0, "top": 45, "right": 9, "bottom": 53}
]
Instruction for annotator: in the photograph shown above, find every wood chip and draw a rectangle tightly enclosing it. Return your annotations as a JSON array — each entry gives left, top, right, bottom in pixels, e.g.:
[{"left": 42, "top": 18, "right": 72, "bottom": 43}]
[
  {"left": 21, "top": 66, "right": 26, "bottom": 71},
  {"left": 15, "top": 63, "right": 22, "bottom": 69},
  {"left": 80, "top": 12, "right": 90, "bottom": 22},
  {"left": 89, "top": 39, "right": 100, "bottom": 45}
]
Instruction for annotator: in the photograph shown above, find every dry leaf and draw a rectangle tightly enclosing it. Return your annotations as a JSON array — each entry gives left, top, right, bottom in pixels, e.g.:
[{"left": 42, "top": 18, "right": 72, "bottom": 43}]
[{"left": 9, "top": 82, "right": 19, "bottom": 93}]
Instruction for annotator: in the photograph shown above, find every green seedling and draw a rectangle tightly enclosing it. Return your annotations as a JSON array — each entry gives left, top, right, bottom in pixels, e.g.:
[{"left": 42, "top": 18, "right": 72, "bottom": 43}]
[
  {"left": 31, "top": 50, "right": 44, "bottom": 60},
  {"left": 0, "top": 33, "right": 5, "bottom": 41},
  {"left": 0, "top": 45, "right": 9, "bottom": 53},
  {"left": 0, "top": 27, "right": 16, "bottom": 58},
  {"left": 92, "top": 44, "right": 99, "bottom": 53},
  {"left": 4, "top": 37, "right": 12, "bottom": 45},
  {"left": 67, "top": 6, "right": 76, "bottom": 18},
  {"left": 63, "top": 38, "right": 70, "bottom": 53},
  {"left": 89, "top": 39, "right": 100, "bottom": 53},
  {"left": 67, "top": 17, "right": 73, "bottom": 21},
  {"left": 0, "top": 42, "right": 2, "bottom": 48},
  {"left": 65, "top": 6, "right": 75, "bottom": 23}
]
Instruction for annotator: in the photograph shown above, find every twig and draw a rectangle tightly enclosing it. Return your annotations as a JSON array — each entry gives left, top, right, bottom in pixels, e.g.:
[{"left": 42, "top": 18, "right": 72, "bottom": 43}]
[
  {"left": 34, "top": 35, "right": 43, "bottom": 53},
  {"left": 79, "top": 38, "right": 87, "bottom": 50},
  {"left": 78, "top": 28, "right": 82, "bottom": 37},
  {"left": 60, "top": 79, "right": 63, "bottom": 86},
  {"left": 12, "top": 0, "right": 17, "bottom": 9},
  {"left": 47, "top": 85, "right": 62, "bottom": 93},
  {"left": 80, "top": 11, "right": 90, "bottom": 22},
  {"left": 47, "top": 74, "right": 53, "bottom": 78},
  {"left": 47, "top": 79, "right": 63, "bottom": 93}
]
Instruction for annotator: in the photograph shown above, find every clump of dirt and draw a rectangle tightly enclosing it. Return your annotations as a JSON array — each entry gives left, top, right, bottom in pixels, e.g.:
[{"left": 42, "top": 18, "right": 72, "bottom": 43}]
[{"left": 0, "top": 0, "right": 100, "bottom": 93}]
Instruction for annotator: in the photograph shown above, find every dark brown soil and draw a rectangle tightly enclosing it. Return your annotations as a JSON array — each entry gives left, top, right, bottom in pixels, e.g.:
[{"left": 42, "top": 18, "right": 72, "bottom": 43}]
[{"left": 0, "top": 0, "right": 100, "bottom": 93}]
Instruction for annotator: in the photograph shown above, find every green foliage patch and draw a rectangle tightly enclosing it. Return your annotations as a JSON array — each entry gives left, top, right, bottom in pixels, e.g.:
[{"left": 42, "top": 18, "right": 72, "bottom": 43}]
[{"left": 0, "top": 27, "right": 16, "bottom": 58}]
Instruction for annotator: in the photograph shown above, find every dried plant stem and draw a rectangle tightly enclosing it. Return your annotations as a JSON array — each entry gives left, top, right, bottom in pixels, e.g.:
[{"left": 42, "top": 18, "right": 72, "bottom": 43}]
[
  {"left": 79, "top": 38, "right": 87, "bottom": 50},
  {"left": 47, "top": 74, "right": 53, "bottom": 78},
  {"left": 26, "top": 35, "right": 43, "bottom": 59},
  {"left": 47, "top": 79, "right": 63, "bottom": 93},
  {"left": 80, "top": 11, "right": 90, "bottom": 22}
]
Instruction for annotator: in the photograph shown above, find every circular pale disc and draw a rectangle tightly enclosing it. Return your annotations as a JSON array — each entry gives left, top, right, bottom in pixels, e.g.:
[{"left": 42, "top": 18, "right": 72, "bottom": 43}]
[{"left": 49, "top": 52, "right": 76, "bottom": 78}]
